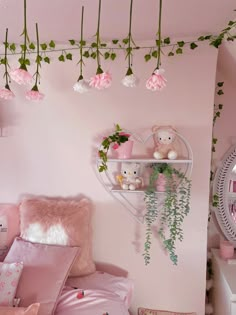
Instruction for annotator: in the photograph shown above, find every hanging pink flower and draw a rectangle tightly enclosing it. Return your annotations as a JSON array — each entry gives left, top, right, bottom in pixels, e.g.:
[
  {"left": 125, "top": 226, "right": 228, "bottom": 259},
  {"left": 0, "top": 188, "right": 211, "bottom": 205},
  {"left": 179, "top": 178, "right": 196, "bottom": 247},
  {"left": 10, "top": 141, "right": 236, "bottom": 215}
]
[
  {"left": 89, "top": 70, "right": 112, "bottom": 90},
  {"left": 0, "top": 85, "right": 15, "bottom": 100},
  {"left": 146, "top": 68, "right": 167, "bottom": 91},
  {"left": 26, "top": 85, "right": 44, "bottom": 101},
  {"left": 10, "top": 65, "right": 33, "bottom": 85}
]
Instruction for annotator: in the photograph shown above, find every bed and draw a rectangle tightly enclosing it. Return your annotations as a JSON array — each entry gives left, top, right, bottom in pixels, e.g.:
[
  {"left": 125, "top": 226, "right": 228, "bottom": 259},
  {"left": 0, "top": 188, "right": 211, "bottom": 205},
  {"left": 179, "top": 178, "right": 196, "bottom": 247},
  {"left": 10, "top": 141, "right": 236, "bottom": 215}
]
[{"left": 0, "top": 198, "right": 133, "bottom": 315}]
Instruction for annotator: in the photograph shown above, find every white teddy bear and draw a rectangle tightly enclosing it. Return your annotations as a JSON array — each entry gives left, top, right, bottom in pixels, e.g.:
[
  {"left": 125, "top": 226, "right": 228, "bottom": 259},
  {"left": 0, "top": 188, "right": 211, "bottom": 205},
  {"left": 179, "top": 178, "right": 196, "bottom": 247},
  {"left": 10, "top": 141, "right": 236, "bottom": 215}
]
[{"left": 152, "top": 125, "right": 178, "bottom": 160}]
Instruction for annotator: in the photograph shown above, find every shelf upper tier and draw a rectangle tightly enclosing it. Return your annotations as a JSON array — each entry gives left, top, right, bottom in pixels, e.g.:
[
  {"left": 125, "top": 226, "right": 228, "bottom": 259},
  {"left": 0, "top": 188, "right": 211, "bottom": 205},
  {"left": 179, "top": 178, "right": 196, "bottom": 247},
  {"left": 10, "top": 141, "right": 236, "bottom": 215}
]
[{"left": 97, "top": 158, "right": 192, "bottom": 164}]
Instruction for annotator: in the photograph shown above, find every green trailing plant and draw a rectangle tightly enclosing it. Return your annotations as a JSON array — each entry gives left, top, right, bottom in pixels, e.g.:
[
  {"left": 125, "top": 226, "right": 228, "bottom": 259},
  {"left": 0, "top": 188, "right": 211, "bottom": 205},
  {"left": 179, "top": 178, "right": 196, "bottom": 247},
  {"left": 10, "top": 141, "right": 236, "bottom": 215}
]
[
  {"left": 98, "top": 124, "right": 130, "bottom": 172},
  {"left": 143, "top": 163, "right": 191, "bottom": 265}
]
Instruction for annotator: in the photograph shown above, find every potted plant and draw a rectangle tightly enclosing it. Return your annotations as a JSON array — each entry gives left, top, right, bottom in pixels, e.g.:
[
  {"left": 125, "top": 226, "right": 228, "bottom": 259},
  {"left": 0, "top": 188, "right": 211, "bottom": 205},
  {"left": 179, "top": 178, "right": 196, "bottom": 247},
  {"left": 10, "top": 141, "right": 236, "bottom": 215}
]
[
  {"left": 143, "top": 163, "right": 191, "bottom": 265},
  {"left": 98, "top": 124, "right": 132, "bottom": 172}
]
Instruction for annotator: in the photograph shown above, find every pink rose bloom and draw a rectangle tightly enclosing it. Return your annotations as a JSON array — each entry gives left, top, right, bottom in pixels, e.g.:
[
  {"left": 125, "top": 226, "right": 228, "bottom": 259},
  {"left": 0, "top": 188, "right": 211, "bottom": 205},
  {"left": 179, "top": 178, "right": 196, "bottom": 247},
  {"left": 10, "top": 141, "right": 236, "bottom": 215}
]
[
  {"left": 26, "top": 87, "right": 44, "bottom": 101},
  {"left": 119, "top": 132, "right": 130, "bottom": 138},
  {"left": 0, "top": 86, "right": 15, "bottom": 100},
  {"left": 89, "top": 71, "right": 112, "bottom": 90},
  {"left": 10, "top": 66, "right": 33, "bottom": 85},
  {"left": 112, "top": 143, "right": 120, "bottom": 150},
  {"left": 146, "top": 68, "right": 167, "bottom": 91}
]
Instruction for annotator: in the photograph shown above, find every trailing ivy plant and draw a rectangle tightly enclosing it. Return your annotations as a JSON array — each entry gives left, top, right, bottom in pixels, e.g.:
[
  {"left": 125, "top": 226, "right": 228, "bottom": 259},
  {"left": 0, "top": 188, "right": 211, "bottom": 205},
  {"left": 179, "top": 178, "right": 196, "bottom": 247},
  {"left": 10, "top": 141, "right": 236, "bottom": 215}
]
[{"left": 143, "top": 163, "right": 191, "bottom": 265}]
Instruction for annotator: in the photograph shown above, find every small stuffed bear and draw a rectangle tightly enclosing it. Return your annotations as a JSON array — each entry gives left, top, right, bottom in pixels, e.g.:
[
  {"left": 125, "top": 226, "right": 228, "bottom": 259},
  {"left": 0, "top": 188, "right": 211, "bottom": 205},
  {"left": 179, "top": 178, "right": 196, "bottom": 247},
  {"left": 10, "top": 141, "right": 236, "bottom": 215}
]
[
  {"left": 152, "top": 125, "right": 178, "bottom": 160},
  {"left": 116, "top": 162, "right": 143, "bottom": 191}
]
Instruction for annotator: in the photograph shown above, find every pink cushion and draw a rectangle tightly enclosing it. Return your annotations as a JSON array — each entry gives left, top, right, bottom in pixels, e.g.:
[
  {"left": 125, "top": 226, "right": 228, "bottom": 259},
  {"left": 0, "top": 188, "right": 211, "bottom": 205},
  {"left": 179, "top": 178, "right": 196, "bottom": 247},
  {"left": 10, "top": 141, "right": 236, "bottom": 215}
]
[
  {"left": 0, "top": 262, "right": 23, "bottom": 306},
  {"left": 138, "top": 309, "right": 196, "bottom": 315},
  {"left": 19, "top": 197, "right": 95, "bottom": 276},
  {"left": 0, "top": 204, "right": 20, "bottom": 261},
  {"left": 66, "top": 271, "right": 134, "bottom": 308},
  {"left": 4, "top": 237, "right": 79, "bottom": 315},
  {"left": 0, "top": 303, "right": 40, "bottom": 315}
]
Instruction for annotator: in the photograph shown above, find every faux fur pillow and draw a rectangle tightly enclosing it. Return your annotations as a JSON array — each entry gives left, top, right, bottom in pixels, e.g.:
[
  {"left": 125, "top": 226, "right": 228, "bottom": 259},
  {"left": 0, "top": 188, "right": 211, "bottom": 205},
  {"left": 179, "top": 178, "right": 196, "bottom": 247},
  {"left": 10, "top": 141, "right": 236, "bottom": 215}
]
[{"left": 19, "top": 197, "right": 95, "bottom": 276}]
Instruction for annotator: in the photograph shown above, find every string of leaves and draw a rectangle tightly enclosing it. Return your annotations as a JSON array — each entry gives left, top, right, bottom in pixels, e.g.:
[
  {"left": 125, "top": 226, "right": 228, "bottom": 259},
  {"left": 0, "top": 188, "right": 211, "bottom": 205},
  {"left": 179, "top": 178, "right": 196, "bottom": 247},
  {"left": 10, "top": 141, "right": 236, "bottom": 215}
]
[{"left": 143, "top": 163, "right": 191, "bottom": 265}]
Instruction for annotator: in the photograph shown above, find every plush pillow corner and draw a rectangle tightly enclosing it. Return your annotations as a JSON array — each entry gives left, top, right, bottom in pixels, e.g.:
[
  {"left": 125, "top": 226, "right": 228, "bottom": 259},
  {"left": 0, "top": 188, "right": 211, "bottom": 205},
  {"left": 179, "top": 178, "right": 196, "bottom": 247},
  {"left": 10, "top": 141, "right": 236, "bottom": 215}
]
[
  {"left": 19, "top": 196, "right": 95, "bottom": 277},
  {"left": 0, "top": 261, "right": 23, "bottom": 307},
  {"left": 4, "top": 237, "right": 79, "bottom": 315},
  {"left": 0, "top": 303, "right": 40, "bottom": 315},
  {"left": 138, "top": 308, "right": 196, "bottom": 315}
]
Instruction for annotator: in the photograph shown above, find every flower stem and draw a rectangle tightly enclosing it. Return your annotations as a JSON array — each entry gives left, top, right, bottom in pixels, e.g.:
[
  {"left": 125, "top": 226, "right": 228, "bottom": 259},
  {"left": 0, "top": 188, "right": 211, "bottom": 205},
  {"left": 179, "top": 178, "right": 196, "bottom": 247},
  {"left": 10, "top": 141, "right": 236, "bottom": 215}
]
[
  {"left": 96, "top": 0, "right": 102, "bottom": 73},
  {"left": 23, "top": 0, "right": 28, "bottom": 61},
  {"left": 35, "top": 23, "right": 40, "bottom": 86},
  {"left": 157, "top": 0, "right": 162, "bottom": 69},
  {"left": 79, "top": 6, "right": 84, "bottom": 79},
  {"left": 127, "top": 0, "right": 133, "bottom": 74},
  {"left": 4, "top": 28, "right": 9, "bottom": 88}
]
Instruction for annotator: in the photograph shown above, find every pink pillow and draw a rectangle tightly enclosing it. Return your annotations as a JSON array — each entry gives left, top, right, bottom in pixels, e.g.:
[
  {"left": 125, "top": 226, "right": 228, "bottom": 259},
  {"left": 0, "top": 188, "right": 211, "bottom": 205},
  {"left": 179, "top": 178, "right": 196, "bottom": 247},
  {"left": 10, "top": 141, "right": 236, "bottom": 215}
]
[
  {"left": 0, "top": 303, "right": 40, "bottom": 315},
  {"left": 19, "top": 197, "right": 95, "bottom": 276},
  {"left": 0, "top": 204, "right": 20, "bottom": 261},
  {"left": 66, "top": 271, "right": 134, "bottom": 308},
  {"left": 0, "top": 262, "right": 23, "bottom": 306},
  {"left": 4, "top": 237, "right": 79, "bottom": 315}
]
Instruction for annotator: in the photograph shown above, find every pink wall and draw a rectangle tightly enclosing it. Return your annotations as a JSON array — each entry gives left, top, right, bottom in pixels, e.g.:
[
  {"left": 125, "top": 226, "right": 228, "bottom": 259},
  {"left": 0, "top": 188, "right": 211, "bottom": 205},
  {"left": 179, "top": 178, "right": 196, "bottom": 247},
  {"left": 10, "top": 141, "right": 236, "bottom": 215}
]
[
  {"left": 208, "top": 42, "right": 236, "bottom": 248},
  {"left": 0, "top": 42, "right": 217, "bottom": 314}
]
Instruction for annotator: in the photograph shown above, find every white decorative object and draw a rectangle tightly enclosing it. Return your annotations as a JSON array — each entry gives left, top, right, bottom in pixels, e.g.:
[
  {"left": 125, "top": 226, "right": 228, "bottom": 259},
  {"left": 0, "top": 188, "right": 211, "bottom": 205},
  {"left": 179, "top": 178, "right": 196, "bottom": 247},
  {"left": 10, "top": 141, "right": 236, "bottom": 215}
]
[
  {"left": 117, "top": 162, "right": 143, "bottom": 191},
  {"left": 73, "top": 79, "right": 91, "bottom": 93},
  {"left": 121, "top": 74, "right": 139, "bottom": 88}
]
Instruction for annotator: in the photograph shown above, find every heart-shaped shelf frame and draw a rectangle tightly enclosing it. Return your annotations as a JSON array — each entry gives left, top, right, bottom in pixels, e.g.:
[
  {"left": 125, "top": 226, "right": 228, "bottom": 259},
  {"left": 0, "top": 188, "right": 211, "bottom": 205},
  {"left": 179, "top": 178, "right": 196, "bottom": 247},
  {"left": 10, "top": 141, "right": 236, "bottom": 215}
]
[{"left": 95, "top": 129, "right": 193, "bottom": 224}]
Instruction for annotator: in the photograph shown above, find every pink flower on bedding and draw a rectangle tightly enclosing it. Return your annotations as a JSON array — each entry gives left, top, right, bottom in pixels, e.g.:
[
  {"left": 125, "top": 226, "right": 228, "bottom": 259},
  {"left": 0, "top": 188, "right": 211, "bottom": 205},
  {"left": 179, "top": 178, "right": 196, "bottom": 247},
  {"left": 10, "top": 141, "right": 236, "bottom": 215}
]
[
  {"left": 146, "top": 68, "right": 167, "bottom": 91},
  {"left": 11, "top": 279, "right": 17, "bottom": 287}
]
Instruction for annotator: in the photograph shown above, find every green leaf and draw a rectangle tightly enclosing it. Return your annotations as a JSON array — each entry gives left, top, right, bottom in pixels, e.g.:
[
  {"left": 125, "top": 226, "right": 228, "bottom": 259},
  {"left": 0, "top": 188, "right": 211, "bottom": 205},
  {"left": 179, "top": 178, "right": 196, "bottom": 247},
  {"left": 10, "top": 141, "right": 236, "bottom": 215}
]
[
  {"left": 217, "top": 89, "right": 224, "bottom": 95},
  {"left": 168, "top": 51, "right": 174, "bottom": 57},
  {"left": 58, "top": 54, "right": 65, "bottom": 62},
  {"left": 91, "top": 52, "right": 97, "bottom": 59},
  {"left": 177, "top": 41, "right": 185, "bottom": 47},
  {"left": 79, "top": 40, "right": 86, "bottom": 46},
  {"left": 156, "top": 39, "right": 162, "bottom": 46},
  {"left": 217, "top": 82, "right": 224, "bottom": 87},
  {"left": 112, "top": 39, "right": 119, "bottom": 44},
  {"left": 25, "top": 58, "right": 30, "bottom": 65},
  {"left": 122, "top": 38, "right": 129, "bottom": 45},
  {"left": 83, "top": 51, "right": 90, "bottom": 58},
  {"left": 163, "top": 37, "right": 170, "bottom": 44},
  {"left": 0, "top": 58, "right": 6, "bottom": 65},
  {"left": 49, "top": 40, "right": 55, "bottom": 48},
  {"left": 44, "top": 56, "right": 50, "bottom": 64},
  {"left": 91, "top": 42, "right": 97, "bottom": 48},
  {"left": 228, "top": 20, "right": 235, "bottom": 26},
  {"left": 213, "top": 138, "right": 218, "bottom": 144},
  {"left": 110, "top": 53, "right": 116, "bottom": 60},
  {"left": 204, "top": 35, "right": 212, "bottom": 40},
  {"left": 29, "top": 42, "right": 35, "bottom": 50},
  {"left": 152, "top": 50, "right": 158, "bottom": 58},
  {"left": 144, "top": 54, "right": 151, "bottom": 62},
  {"left": 18, "top": 57, "right": 24, "bottom": 65},
  {"left": 101, "top": 43, "right": 107, "bottom": 47},
  {"left": 20, "top": 44, "right": 26, "bottom": 52},
  {"left": 126, "top": 47, "right": 132, "bottom": 55},
  {"left": 104, "top": 52, "right": 110, "bottom": 59},
  {"left": 190, "top": 42, "right": 198, "bottom": 49},
  {"left": 66, "top": 53, "right": 72, "bottom": 60},
  {"left": 218, "top": 104, "right": 223, "bottom": 109},
  {"left": 40, "top": 43, "right": 47, "bottom": 50},
  {"left": 198, "top": 36, "right": 205, "bottom": 41},
  {"left": 9, "top": 43, "right": 16, "bottom": 52},
  {"left": 36, "top": 55, "right": 42, "bottom": 64},
  {"left": 69, "top": 39, "right": 75, "bottom": 45},
  {"left": 176, "top": 48, "right": 183, "bottom": 54}
]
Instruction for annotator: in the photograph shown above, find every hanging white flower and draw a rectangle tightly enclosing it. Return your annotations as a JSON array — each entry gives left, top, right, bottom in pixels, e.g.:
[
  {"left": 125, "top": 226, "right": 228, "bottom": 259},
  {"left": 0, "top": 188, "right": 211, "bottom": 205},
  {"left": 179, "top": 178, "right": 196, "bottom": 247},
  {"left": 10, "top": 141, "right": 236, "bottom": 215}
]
[
  {"left": 73, "top": 78, "right": 91, "bottom": 94},
  {"left": 121, "top": 74, "right": 139, "bottom": 88}
]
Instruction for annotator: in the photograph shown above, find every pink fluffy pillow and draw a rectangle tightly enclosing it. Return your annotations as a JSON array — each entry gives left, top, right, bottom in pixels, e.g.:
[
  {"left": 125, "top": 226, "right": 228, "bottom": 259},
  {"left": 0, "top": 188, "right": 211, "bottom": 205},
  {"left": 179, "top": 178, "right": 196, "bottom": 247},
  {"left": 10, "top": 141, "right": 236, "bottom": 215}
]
[
  {"left": 19, "top": 197, "right": 95, "bottom": 276},
  {"left": 0, "top": 262, "right": 23, "bottom": 306},
  {"left": 0, "top": 303, "right": 40, "bottom": 315},
  {"left": 4, "top": 237, "right": 79, "bottom": 315}
]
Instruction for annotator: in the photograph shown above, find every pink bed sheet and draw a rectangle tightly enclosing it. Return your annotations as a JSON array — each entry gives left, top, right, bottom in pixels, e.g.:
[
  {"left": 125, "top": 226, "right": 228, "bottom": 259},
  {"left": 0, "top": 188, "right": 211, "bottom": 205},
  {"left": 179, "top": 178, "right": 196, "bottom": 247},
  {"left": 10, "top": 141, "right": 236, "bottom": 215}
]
[{"left": 55, "top": 286, "right": 130, "bottom": 315}]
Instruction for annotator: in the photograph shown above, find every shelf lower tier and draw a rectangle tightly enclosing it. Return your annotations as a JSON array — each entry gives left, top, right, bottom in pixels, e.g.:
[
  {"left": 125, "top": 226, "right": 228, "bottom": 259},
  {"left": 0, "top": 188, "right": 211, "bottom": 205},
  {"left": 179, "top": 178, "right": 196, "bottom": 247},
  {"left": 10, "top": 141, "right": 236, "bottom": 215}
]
[{"left": 111, "top": 185, "right": 166, "bottom": 193}]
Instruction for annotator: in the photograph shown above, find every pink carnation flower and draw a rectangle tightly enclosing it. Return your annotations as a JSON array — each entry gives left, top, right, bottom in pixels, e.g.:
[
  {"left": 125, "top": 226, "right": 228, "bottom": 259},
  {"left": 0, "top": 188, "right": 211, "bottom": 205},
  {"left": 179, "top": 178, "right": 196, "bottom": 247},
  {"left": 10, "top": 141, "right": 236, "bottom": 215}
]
[
  {"left": 10, "top": 65, "right": 33, "bottom": 85},
  {"left": 119, "top": 132, "right": 130, "bottom": 137},
  {"left": 26, "top": 86, "right": 44, "bottom": 101},
  {"left": 89, "top": 71, "right": 112, "bottom": 90},
  {"left": 146, "top": 68, "right": 167, "bottom": 91},
  {"left": 0, "top": 86, "right": 15, "bottom": 100}
]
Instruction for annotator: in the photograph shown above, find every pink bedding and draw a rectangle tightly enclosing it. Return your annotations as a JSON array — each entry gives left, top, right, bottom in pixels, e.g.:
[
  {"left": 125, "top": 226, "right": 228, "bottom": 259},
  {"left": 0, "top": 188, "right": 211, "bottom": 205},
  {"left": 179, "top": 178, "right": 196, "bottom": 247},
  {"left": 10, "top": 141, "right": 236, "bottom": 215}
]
[{"left": 55, "top": 286, "right": 130, "bottom": 315}]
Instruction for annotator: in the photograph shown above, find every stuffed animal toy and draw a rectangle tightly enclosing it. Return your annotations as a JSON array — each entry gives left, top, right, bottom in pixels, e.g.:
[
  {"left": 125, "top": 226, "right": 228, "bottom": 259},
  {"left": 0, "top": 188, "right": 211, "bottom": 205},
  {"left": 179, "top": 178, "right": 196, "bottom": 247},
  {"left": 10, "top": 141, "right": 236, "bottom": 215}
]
[
  {"left": 116, "top": 162, "right": 143, "bottom": 191},
  {"left": 152, "top": 125, "right": 178, "bottom": 160}
]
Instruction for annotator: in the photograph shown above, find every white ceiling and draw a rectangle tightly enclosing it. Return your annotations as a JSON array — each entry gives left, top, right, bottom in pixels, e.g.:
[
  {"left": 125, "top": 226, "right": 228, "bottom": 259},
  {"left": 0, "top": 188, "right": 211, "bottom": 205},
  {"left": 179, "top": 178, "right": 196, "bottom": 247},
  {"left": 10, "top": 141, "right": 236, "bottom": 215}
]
[{"left": 0, "top": 0, "right": 235, "bottom": 43}]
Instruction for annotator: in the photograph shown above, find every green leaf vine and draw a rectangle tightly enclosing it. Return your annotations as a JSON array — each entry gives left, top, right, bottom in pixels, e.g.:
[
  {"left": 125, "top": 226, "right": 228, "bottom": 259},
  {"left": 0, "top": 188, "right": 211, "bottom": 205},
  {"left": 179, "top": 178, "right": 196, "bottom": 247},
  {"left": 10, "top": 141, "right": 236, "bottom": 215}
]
[{"left": 143, "top": 163, "right": 191, "bottom": 265}]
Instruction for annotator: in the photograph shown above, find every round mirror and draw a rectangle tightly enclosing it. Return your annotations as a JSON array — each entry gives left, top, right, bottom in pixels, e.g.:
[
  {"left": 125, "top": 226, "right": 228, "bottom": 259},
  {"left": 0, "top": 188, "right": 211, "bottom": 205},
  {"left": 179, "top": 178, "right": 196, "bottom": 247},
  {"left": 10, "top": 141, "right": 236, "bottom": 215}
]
[{"left": 213, "top": 144, "right": 236, "bottom": 245}]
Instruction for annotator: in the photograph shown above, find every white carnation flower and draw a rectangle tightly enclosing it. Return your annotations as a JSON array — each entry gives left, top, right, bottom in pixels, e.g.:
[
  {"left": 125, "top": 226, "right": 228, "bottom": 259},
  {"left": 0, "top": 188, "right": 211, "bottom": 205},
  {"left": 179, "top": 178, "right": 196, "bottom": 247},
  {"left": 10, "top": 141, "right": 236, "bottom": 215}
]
[
  {"left": 121, "top": 74, "right": 139, "bottom": 88},
  {"left": 73, "top": 79, "right": 90, "bottom": 94}
]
